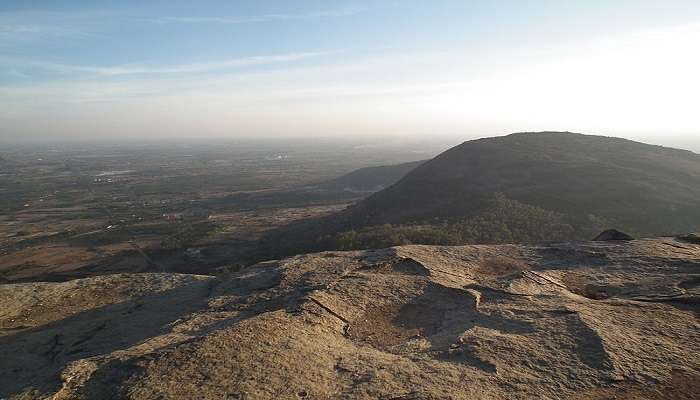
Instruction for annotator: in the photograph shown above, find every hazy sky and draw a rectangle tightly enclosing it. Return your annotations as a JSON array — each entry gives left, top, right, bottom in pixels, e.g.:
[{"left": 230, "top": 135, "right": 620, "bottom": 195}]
[{"left": 1, "top": 0, "right": 699, "bottom": 150}]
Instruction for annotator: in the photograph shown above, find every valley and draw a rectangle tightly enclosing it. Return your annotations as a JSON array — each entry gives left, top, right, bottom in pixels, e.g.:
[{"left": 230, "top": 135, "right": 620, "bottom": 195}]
[{"left": 0, "top": 139, "right": 444, "bottom": 282}]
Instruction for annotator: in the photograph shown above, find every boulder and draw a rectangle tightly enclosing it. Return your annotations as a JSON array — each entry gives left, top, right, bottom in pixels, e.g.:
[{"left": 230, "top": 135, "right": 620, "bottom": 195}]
[{"left": 592, "top": 229, "right": 634, "bottom": 241}]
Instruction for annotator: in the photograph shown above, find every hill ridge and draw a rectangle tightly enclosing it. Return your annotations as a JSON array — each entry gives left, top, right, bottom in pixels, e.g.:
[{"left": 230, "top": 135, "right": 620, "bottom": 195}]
[{"left": 346, "top": 131, "right": 700, "bottom": 235}]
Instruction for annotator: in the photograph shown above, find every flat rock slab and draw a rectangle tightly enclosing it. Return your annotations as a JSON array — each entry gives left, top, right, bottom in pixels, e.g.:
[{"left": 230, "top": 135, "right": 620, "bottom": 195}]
[{"left": 1, "top": 238, "right": 699, "bottom": 399}]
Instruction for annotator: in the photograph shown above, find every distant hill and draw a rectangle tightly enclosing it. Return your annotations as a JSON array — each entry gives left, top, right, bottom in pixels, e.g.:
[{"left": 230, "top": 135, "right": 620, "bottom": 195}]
[
  {"left": 350, "top": 131, "right": 700, "bottom": 230},
  {"left": 264, "top": 132, "right": 700, "bottom": 254},
  {"left": 317, "top": 160, "right": 424, "bottom": 192}
]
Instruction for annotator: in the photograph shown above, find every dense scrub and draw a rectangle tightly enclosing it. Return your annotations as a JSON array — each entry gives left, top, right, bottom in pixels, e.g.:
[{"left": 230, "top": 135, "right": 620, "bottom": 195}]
[{"left": 272, "top": 195, "right": 604, "bottom": 252}]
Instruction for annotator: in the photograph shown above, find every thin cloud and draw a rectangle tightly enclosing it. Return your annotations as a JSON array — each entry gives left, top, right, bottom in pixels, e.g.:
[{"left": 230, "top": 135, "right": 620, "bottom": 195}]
[
  {"left": 0, "top": 10, "right": 109, "bottom": 46},
  {"left": 145, "top": 6, "right": 365, "bottom": 25},
  {"left": 0, "top": 24, "right": 78, "bottom": 46},
  {"left": 0, "top": 52, "right": 326, "bottom": 77}
]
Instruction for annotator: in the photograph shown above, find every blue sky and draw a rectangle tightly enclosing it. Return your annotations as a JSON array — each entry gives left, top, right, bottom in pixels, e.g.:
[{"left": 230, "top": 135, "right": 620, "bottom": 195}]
[{"left": 1, "top": 0, "right": 700, "bottom": 148}]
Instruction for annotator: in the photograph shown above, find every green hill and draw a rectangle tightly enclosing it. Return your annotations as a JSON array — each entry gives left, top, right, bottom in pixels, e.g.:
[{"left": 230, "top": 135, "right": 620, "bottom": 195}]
[
  {"left": 262, "top": 132, "right": 700, "bottom": 255},
  {"left": 350, "top": 132, "right": 700, "bottom": 233},
  {"left": 317, "top": 160, "right": 424, "bottom": 192}
]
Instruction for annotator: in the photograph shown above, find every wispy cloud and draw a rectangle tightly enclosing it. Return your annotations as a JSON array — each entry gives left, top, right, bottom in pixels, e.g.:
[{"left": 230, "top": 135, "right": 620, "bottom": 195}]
[
  {"left": 144, "top": 6, "right": 365, "bottom": 25},
  {"left": 0, "top": 24, "right": 78, "bottom": 46},
  {"left": 0, "top": 51, "right": 326, "bottom": 77},
  {"left": 0, "top": 10, "right": 108, "bottom": 47}
]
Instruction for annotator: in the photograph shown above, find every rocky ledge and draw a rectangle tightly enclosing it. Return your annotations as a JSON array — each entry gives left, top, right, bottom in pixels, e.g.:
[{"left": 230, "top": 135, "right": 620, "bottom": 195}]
[{"left": 1, "top": 236, "right": 699, "bottom": 399}]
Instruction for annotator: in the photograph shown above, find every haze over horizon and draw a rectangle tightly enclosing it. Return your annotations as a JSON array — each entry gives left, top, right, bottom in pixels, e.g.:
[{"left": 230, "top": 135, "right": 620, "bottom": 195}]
[{"left": 1, "top": 0, "right": 699, "bottom": 151}]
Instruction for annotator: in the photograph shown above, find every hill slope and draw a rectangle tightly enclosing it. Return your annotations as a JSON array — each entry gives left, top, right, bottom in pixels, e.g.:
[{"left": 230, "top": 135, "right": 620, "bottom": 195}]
[
  {"left": 317, "top": 160, "right": 425, "bottom": 192},
  {"left": 340, "top": 132, "right": 700, "bottom": 238},
  {"left": 1, "top": 237, "right": 699, "bottom": 399}
]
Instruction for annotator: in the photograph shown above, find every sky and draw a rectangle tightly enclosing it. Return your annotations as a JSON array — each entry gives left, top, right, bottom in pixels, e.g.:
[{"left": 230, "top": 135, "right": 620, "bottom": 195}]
[{"left": 1, "top": 0, "right": 699, "bottom": 150}]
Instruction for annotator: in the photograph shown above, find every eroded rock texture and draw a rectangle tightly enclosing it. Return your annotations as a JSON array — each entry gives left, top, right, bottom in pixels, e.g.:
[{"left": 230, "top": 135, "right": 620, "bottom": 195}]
[{"left": 1, "top": 237, "right": 699, "bottom": 399}]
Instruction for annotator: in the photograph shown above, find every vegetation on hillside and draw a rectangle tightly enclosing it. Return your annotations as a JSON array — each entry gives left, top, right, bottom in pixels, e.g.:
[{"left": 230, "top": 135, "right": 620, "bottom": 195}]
[
  {"left": 260, "top": 132, "right": 700, "bottom": 257},
  {"left": 318, "top": 160, "right": 424, "bottom": 192},
  {"left": 264, "top": 194, "right": 607, "bottom": 254}
]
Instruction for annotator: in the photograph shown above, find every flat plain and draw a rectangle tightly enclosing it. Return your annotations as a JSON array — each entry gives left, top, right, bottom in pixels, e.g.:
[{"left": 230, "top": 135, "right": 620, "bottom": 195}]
[{"left": 0, "top": 139, "right": 443, "bottom": 282}]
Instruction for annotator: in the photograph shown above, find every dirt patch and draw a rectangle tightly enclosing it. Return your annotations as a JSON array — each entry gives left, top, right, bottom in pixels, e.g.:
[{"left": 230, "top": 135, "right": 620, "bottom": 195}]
[
  {"left": 473, "top": 256, "right": 529, "bottom": 277},
  {"left": 348, "top": 303, "right": 434, "bottom": 348},
  {"left": 347, "top": 283, "right": 479, "bottom": 351},
  {"left": 562, "top": 273, "right": 616, "bottom": 300},
  {"left": 356, "top": 258, "right": 430, "bottom": 277}
]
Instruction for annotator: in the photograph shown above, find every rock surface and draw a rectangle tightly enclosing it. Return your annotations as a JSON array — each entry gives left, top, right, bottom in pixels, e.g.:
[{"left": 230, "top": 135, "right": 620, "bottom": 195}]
[{"left": 1, "top": 237, "right": 699, "bottom": 399}]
